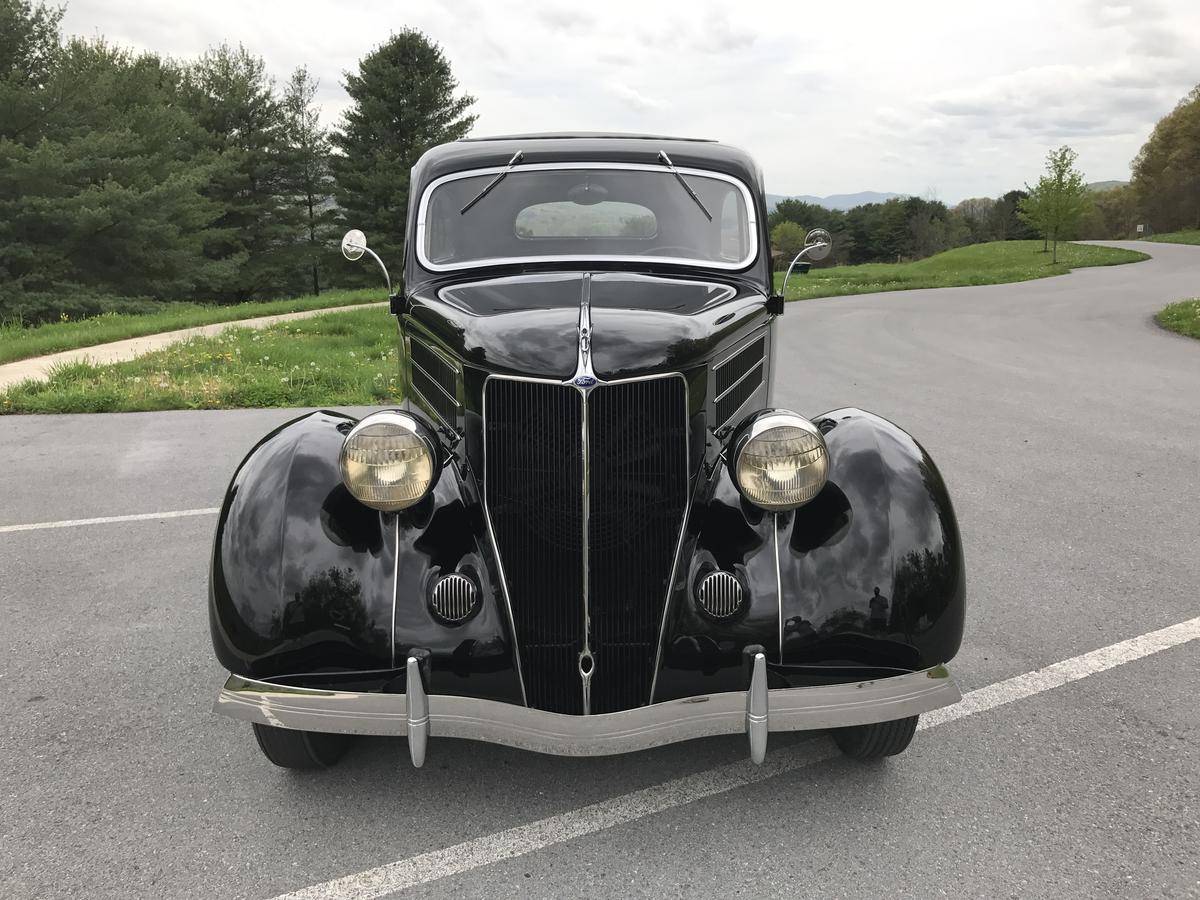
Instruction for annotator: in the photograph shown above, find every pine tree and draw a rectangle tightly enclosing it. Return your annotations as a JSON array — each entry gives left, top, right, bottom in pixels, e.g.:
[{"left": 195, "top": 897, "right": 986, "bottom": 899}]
[
  {"left": 332, "top": 30, "right": 476, "bottom": 279},
  {"left": 282, "top": 67, "right": 336, "bottom": 295},
  {"left": 0, "top": 17, "right": 220, "bottom": 321},
  {"left": 0, "top": 0, "right": 62, "bottom": 111},
  {"left": 182, "top": 44, "right": 299, "bottom": 301}
]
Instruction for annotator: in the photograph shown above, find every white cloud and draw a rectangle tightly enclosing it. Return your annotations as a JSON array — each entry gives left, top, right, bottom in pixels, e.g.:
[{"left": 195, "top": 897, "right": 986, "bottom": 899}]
[
  {"left": 606, "top": 82, "right": 664, "bottom": 113},
  {"left": 59, "top": 0, "right": 1200, "bottom": 201}
]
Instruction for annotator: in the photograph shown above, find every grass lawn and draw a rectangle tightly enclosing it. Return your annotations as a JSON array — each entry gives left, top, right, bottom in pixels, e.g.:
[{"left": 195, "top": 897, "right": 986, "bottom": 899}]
[
  {"left": 1, "top": 306, "right": 401, "bottom": 414},
  {"left": 1, "top": 239, "right": 1153, "bottom": 414},
  {"left": 1155, "top": 299, "right": 1200, "bottom": 340},
  {"left": 0, "top": 288, "right": 382, "bottom": 366},
  {"left": 777, "top": 240, "right": 1148, "bottom": 301},
  {"left": 1145, "top": 230, "right": 1200, "bottom": 246}
]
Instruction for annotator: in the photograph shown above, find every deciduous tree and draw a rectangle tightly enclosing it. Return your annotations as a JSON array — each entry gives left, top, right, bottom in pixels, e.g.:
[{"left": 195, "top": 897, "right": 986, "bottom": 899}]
[
  {"left": 1082, "top": 184, "right": 1139, "bottom": 239},
  {"left": 951, "top": 197, "right": 996, "bottom": 243},
  {"left": 1132, "top": 85, "right": 1200, "bottom": 232},
  {"left": 1019, "top": 146, "right": 1091, "bottom": 263},
  {"left": 769, "top": 221, "right": 807, "bottom": 269}
]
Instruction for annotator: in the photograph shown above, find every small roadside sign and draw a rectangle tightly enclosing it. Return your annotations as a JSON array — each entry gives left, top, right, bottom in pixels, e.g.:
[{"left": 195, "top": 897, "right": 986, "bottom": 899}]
[{"left": 1136, "top": 224, "right": 1145, "bottom": 234}]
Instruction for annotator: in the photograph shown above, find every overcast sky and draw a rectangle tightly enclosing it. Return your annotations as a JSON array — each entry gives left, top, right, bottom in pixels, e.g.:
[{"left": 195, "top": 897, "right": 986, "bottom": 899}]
[{"left": 61, "top": 0, "right": 1199, "bottom": 203}]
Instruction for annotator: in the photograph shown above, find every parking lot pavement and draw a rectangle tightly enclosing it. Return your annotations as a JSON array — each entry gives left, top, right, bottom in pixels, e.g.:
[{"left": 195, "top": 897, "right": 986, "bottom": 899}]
[{"left": 1, "top": 242, "right": 1198, "bottom": 899}]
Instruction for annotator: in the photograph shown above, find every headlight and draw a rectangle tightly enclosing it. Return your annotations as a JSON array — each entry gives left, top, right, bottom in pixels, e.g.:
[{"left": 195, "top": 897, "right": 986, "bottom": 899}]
[
  {"left": 733, "top": 412, "right": 829, "bottom": 510},
  {"left": 339, "top": 411, "right": 435, "bottom": 511}
]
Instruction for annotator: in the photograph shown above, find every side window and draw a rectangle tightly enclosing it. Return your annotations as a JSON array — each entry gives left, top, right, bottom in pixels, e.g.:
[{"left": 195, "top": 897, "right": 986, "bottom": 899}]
[{"left": 427, "top": 190, "right": 455, "bottom": 263}]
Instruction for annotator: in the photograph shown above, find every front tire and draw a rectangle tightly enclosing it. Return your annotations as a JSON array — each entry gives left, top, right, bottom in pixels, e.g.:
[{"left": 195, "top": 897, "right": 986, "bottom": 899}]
[
  {"left": 252, "top": 723, "right": 353, "bottom": 769},
  {"left": 832, "top": 715, "right": 918, "bottom": 759}
]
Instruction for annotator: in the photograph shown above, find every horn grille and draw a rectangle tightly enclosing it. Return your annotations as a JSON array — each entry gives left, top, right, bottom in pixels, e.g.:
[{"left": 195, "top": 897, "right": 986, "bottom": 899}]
[
  {"left": 430, "top": 573, "right": 479, "bottom": 624},
  {"left": 696, "top": 571, "right": 744, "bottom": 620}
]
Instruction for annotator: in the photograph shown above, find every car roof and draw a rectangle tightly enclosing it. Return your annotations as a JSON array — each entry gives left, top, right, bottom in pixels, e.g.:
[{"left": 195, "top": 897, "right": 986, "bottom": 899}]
[
  {"left": 460, "top": 132, "right": 718, "bottom": 143},
  {"left": 411, "top": 134, "right": 764, "bottom": 195}
]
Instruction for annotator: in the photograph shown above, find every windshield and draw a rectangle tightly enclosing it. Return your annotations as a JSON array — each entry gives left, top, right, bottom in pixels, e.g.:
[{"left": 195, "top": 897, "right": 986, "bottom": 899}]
[{"left": 418, "top": 164, "right": 757, "bottom": 271}]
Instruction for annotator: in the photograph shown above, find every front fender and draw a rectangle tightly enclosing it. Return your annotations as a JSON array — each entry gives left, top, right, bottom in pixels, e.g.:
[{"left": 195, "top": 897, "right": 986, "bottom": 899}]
[
  {"left": 209, "top": 411, "right": 396, "bottom": 679},
  {"left": 653, "top": 407, "right": 965, "bottom": 701},
  {"left": 780, "top": 408, "right": 966, "bottom": 671},
  {"left": 208, "top": 411, "right": 523, "bottom": 703}
]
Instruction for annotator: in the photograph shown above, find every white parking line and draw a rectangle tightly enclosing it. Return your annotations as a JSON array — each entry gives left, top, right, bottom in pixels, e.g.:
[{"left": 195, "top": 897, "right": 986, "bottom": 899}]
[
  {"left": 0, "top": 507, "right": 220, "bottom": 534},
  {"left": 270, "top": 615, "right": 1200, "bottom": 900}
]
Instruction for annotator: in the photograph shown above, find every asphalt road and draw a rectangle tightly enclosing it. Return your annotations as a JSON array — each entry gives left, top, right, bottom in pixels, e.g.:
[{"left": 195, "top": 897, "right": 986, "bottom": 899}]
[{"left": 2, "top": 241, "right": 1198, "bottom": 899}]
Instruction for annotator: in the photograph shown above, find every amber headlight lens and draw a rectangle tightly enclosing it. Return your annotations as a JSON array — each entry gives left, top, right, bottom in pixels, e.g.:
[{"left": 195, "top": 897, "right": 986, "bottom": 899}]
[
  {"left": 734, "top": 414, "right": 829, "bottom": 510},
  {"left": 339, "top": 412, "right": 434, "bottom": 511}
]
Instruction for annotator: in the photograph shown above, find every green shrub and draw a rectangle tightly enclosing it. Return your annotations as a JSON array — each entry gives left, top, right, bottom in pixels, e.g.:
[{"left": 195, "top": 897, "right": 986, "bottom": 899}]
[{"left": 0, "top": 291, "right": 166, "bottom": 326}]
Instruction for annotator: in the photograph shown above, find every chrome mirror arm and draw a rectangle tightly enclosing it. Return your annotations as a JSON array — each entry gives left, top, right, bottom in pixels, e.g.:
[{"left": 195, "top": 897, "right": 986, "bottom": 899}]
[
  {"left": 358, "top": 245, "right": 392, "bottom": 295},
  {"left": 778, "top": 228, "right": 833, "bottom": 304},
  {"left": 779, "top": 243, "right": 826, "bottom": 301},
  {"left": 780, "top": 248, "right": 811, "bottom": 298},
  {"left": 341, "top": 229, "right": 393, "bottom": 295}
]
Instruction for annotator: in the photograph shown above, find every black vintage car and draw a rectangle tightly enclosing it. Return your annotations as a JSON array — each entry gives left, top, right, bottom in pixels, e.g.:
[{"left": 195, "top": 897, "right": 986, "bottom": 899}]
[{"left": 210, "top": 134, "right": 965, "bottom": 770}]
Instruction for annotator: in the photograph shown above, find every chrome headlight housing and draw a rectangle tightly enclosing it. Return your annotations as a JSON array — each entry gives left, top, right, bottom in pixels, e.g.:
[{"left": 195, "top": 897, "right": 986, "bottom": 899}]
[
  {"left": 732, "top": 412, "right": 829, "bottom": 511},
  {"left": 339, "top": 411, "right": 437, "bottom": 511}
]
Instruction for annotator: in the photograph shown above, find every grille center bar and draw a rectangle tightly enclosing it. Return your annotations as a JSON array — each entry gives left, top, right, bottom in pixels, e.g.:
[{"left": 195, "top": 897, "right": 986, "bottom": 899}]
[{"left": 575, "top": 273, "right": 595, "bottom": 715}]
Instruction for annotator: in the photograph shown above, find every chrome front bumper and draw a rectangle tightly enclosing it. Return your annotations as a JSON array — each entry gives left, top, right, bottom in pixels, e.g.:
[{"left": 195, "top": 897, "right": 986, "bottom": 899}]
[{"left": 214, "top": 655, "right": 960, "bottom": 766}]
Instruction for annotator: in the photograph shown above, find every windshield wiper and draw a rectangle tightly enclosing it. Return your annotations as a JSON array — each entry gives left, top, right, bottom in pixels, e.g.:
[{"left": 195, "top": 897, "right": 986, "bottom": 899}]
[
  {"left": 460, "top": 150, "right": 524, "bottom": 215},
  {"left": 656, "top": 151, "right": 713, "bottom": 221}
]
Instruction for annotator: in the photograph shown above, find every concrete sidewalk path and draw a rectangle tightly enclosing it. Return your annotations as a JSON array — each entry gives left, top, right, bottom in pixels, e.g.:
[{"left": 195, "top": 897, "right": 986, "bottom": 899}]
[{"left": 0, "top": 300, "right": 387, "bottom": 391}]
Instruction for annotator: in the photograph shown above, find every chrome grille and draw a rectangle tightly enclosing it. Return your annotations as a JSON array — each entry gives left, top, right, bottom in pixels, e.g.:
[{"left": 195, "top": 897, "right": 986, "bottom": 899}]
[
  {"left": 587, "top": 378, "right": 689, "bottom": 714},
  {"left": 430, "top": 573, "right": 479, "bottom": 623},
  {"left": 484, "top": 375, "right": 688, "bottom": 715},
  {"left": 485, "top": 378, "right": 584, "bottom": 715},
  {"left": 697, "top": 571, "right": 744, "bottom": 619}
]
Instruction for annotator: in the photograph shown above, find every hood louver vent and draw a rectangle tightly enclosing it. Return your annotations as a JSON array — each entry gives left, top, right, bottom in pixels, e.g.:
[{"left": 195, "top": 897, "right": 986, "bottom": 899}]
[
  {"left": 408, "top": 337, "right": 461, "bottom": 428},
  {"left": 713, "top": 335, "right": 766, "bottom": 428}
]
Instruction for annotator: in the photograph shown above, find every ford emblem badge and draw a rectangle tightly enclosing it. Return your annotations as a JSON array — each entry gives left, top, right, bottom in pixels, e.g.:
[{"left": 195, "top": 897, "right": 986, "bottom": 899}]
[{"left": 573, "top": 375, "right": 597, "bottom": 388}]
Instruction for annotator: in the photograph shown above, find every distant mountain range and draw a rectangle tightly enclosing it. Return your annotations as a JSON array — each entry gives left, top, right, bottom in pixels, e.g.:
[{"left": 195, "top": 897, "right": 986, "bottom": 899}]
[
  {"left": 766, "top": 191, "right": 902, "bottom": 212},
  {"left": 767, "top": 181, "right": 1127, "bottom": 213}
]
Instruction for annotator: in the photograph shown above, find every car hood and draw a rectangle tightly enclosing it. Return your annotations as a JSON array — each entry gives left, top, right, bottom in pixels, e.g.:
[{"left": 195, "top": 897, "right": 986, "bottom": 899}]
[{"left": 405, "top": 272, "right": 769, "bottom": 380}]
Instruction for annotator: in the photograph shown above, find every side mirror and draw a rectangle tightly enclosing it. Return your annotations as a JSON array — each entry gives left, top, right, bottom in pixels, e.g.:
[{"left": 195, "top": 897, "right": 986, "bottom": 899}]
[
  {"left": 341, "top": 229, "right": 367, "bottom": 261},
  {"left": 803, "top": 228, "right": 832, "bottom": 261},
  {"left": 340, "top": 229, "right": 392, "bottom": 294},
  {"left": 776, "top": 228, "right": 834, "bottom": 310}
]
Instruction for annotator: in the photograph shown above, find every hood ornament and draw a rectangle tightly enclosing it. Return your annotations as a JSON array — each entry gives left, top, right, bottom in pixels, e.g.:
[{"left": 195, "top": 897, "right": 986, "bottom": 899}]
[{"left": 569, "top": 273, "right": 601, "bottom": 393}]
